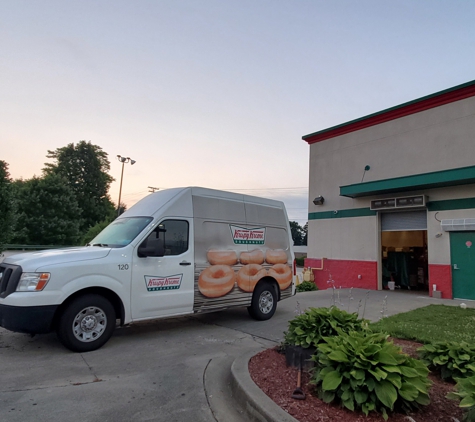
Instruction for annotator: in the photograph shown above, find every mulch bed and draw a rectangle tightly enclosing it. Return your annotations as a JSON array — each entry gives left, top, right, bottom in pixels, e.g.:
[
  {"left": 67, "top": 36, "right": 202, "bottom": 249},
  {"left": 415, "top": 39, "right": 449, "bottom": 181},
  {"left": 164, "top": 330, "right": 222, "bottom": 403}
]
[{"left": 248, "top": 339, "right": 463, "bottom": 422}]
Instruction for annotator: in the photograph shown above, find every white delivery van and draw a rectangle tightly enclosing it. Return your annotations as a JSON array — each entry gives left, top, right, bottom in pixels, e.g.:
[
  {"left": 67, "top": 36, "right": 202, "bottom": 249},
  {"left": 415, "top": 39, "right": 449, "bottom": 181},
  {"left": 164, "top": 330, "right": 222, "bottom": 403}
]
[{"left": 0, "top": 187, "right": 295, "bottom": 352}]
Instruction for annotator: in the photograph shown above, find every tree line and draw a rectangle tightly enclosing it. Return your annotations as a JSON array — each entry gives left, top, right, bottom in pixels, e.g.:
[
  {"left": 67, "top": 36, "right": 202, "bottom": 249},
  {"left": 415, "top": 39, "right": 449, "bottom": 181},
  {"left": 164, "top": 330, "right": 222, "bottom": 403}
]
[
  {"left": 0, "top": 141, "right": 118, "bottom": 251},
  {"left": 0, "top": 140, "right": 308, "bottom": 252}
]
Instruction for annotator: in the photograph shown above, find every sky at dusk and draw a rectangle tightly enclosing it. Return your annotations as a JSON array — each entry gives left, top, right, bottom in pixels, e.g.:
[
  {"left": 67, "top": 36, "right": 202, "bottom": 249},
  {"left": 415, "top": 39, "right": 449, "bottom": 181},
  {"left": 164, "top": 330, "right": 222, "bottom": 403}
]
[{"left": 1, "top": 1, "right": 474, "bottom": 225}]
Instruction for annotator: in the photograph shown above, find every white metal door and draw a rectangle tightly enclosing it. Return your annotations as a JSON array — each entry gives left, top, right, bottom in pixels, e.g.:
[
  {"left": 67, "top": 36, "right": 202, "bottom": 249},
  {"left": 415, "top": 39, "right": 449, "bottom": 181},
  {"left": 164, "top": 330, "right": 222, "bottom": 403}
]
[{"left": 130, "top": 219, "right": 194, "bottom": 320}]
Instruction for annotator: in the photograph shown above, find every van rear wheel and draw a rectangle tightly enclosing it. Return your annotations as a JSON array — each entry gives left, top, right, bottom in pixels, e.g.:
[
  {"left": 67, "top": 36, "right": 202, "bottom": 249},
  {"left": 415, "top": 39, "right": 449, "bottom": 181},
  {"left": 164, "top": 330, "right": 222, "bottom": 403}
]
[
  {"left": 247, "top": 282, "right": 277, "bottom": 321},
  {"left": 57, "top": 294, "right": 116, "bottom": 352}
]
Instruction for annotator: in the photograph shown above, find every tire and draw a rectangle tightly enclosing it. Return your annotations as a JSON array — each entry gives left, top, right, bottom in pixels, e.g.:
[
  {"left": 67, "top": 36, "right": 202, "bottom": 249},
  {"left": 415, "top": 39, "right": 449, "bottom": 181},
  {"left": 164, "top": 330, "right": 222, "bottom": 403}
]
[
  {"left": 57, "top": 294, "right": 116, "bottom": 353},
  {"left": 248, "top": 282, "right": 277, "bottom": 321}
]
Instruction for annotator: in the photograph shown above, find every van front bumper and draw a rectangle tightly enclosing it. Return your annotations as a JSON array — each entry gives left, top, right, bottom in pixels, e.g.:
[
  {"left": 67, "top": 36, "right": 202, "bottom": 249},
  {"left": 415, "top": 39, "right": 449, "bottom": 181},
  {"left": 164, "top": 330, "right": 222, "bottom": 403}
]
[{"left": 0, "top": 304, "right": 58, "bottom": 334}]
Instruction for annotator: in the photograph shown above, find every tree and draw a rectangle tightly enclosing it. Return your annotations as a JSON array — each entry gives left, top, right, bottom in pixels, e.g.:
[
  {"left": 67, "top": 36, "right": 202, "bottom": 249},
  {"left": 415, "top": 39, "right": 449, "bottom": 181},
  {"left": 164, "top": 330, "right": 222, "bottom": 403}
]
[
  {"left": 0, "top": 161, "right": 16, "bottom": 251},
  {"left": 290, "top": 221, "right": 305, "bottom": 246},
  {"left": 10, "top": 174, "right": 82, "bottom": 245},
  {"left": 43, "top": 141, "right": 115, "bottom": 232}
]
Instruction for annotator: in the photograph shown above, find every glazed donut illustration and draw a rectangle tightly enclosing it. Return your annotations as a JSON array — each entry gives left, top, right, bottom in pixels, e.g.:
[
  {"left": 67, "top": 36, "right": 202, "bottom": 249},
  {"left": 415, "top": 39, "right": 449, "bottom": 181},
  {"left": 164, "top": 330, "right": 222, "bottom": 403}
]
[
  {"left": 207, "top": 250, "right": 238, "bottom": 266},
  {"left": 239, "top": 249, "right": 264, "bottom": 265},
  {"left": 237, "top": 264, "right": 267, "bottom": 292},
  {"left": 265, "top": 249, "right": 288, "bottom": 265},
  {"left": 198, "top": 265, "right": 236, "bottom": 298},
  {"left": 268, "top": 264, "right": 292, "bottom": 290}
]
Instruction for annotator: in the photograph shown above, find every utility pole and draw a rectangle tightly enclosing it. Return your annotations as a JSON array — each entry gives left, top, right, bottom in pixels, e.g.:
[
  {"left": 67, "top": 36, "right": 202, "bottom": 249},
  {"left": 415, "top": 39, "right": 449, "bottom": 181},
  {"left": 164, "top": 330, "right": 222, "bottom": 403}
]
[{"left": 148, "top": 186, "right": 160, "bottom": 193}]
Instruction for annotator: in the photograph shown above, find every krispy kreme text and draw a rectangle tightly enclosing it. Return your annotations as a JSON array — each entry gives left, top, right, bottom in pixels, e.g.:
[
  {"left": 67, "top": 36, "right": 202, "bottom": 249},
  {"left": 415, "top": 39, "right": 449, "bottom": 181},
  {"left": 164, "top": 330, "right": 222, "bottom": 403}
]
[
  {"left": 145, "top": 274, "right": 183, "bottom": 291},
  {"left": 230, "top": 225, "right": 266, "bottom": 244}
]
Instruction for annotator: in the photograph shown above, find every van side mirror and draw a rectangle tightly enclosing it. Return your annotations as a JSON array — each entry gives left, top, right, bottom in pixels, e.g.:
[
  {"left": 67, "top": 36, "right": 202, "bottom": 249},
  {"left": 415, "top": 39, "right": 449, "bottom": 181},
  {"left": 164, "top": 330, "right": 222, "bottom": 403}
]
[{"left": 138, "top": 237, "right": 165, "bottom": 257}]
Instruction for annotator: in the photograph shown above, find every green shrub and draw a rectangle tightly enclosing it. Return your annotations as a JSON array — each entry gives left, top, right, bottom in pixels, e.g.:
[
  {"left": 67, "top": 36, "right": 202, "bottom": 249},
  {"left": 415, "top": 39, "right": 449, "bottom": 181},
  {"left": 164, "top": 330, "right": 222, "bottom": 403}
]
[
  {"left": 284, "top": 307, "right": 368, "bottom": 349},
  {"left": 295, "top": 256, "right": 305, "bottom": 266},
  {"left": 81, "top": 219, "right": 112, "bottom": 245},
  {"left": 311, "top": 331, "right": 431, "bottom": 420},
  {"left": 447, "top": 375, "right": 475, "bottom": 422},
  {"left": 418, "top": 341, "right": 475, "bottom": 381},
  {"left": 296, "top": 281, "right": 318, "bottom": 292}
]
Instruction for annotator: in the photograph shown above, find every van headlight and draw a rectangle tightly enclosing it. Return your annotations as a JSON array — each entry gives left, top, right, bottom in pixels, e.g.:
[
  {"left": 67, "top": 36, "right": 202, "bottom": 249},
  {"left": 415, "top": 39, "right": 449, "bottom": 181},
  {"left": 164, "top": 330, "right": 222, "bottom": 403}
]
[{"left": 17, "top": 273, "right": 50, "bottom": 291}]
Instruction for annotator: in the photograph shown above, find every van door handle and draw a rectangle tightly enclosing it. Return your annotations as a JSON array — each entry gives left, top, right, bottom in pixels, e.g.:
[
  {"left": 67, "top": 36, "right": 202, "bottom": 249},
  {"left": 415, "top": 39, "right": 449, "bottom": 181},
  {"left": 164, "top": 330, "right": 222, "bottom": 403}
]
[{"left": 180, "top": 261, "right": 192, "bottom": 266}]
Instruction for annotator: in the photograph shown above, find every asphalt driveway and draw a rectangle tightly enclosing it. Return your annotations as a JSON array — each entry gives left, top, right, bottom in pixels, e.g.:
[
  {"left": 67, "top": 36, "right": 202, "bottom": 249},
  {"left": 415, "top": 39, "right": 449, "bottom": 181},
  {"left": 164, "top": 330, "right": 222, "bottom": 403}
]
[{"left": 1, "top": 288, "right": 472, "bottom": 422}]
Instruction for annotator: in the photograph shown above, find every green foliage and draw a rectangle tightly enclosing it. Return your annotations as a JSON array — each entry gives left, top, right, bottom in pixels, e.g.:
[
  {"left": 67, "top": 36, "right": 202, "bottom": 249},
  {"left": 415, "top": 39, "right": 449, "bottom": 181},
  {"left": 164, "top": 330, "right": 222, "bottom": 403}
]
[
  {"left": 296, "top": 281, "right": 318, "bottom": 292},
  {"left": 290, "top": 221, "right": 307, "bottom": 246},
  {"left": 311, "top": 331, "right": 431, "bottom": 419},
  {"left": 418, "top": 341, "right": 475, "bottom": 381},
  {"left": 447, "top": 376, "right": 475, "bottom": 422},
  {"left": 284, "top": 307, "right": 367, "bottom": 349},
  {"left": 295, "top": 256, "right": 305, "bottom": 266},
  {"left": 0, "top": 161, "right": 16, "bottom": 252},
  {"left": 370, "top": 305, "right": 475, "bottom": 344},
  {"left": 81, "top": 219, "right": 114, "bottom": 245},
  {"left": 10, "top": 174, "right": 82, "bottom": 245},
  {"left": 43, "top": 141, "right": 115, "bottom": 232}
]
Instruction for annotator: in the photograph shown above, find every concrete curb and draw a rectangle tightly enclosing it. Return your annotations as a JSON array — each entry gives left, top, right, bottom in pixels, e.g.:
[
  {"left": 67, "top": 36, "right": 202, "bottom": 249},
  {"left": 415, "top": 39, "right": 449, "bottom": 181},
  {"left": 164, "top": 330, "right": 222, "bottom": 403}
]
[{"left": 230, "top": 349, "right": 299, "bottom": 422}]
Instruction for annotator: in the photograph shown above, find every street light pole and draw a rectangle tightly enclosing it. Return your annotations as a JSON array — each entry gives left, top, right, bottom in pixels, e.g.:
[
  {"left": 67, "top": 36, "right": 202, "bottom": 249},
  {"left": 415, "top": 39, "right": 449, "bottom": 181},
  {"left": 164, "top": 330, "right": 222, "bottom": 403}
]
[{"left": 117, "top": 155, "right": 136, "bottom": 216}]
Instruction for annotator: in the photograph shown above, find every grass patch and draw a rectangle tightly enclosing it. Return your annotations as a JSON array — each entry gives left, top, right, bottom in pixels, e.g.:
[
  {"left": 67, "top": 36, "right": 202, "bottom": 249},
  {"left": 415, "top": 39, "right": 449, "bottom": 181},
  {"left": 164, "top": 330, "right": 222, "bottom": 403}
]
[{"left": 370, "top": 304, "right": 475, "bottom": 344}]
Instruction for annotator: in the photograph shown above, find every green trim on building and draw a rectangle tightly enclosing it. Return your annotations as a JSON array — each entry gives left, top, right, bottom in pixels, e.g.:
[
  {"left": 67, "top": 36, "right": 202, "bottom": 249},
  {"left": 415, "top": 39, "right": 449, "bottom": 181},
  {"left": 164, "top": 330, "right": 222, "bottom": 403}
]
[
  {"left": 427, "top": 197, "right": 475, "bottom": 211},
  {"left": 309, "top": 207, "right": 376, "bottom": 220},
  {"left": 340, "top": 165, "right": 475, "bottom": 198},
  {"left": 309, "top": 198, "right": 475, "bottom": 221},
  {"left": 302, "top": 79, "right": 475, "bottom": 140}
]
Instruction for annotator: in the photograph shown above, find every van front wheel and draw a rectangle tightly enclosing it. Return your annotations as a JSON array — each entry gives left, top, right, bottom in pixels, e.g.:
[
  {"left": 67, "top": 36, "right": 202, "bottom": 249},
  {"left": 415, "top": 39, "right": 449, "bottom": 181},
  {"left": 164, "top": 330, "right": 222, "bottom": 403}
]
[
  {"left": 57, "top": 294, "right": 116, "bottom": 352},
  {"left": 248, "top": 282, "right": 277, "bottom": 321}
]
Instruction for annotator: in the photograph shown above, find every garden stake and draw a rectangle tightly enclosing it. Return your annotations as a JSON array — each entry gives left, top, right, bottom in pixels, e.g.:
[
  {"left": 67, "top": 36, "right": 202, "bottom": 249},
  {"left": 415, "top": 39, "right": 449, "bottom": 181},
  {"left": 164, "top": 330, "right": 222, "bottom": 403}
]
[{"left": 291, "top": 364, "right": 306, "bottom": 400}]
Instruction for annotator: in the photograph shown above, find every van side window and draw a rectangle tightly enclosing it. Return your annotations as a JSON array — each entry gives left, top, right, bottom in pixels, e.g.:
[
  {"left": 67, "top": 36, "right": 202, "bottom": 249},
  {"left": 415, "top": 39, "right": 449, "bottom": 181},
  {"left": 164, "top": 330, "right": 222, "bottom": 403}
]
[{"left": 157, "top": 220, "right": 189, "bottom": 256}]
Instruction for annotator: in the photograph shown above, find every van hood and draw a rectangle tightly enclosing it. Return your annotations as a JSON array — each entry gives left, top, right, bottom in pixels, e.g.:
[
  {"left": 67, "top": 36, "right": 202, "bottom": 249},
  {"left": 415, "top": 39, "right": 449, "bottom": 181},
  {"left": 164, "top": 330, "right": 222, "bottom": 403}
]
[{"left": 3, "top": 247, "right": 112, "bottom": 272}]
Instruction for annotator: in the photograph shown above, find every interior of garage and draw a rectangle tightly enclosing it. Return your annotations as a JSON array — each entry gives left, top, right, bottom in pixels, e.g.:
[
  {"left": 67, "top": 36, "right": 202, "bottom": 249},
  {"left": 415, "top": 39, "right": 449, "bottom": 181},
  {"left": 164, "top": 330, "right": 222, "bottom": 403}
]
[
  {"left": 381, "top": 230, "right": 428, "bottom": 291},
  {"left": 380, "top": 210, "right": 429, "bottom": 292}
]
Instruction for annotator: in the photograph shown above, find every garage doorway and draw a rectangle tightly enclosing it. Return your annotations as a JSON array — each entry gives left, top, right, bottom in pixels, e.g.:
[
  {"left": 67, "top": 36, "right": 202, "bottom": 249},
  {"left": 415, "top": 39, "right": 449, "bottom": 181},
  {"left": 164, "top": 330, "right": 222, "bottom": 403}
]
[{"left": 381, "top": 211, "right": 429, "bottom": 292}]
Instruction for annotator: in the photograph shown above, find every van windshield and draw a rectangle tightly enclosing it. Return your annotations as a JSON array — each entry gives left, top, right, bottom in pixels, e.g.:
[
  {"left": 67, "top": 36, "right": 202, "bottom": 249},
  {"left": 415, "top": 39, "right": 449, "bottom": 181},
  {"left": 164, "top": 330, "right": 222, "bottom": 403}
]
[{"left": 89, "top": 217, "right": 153, "bottom": 247}]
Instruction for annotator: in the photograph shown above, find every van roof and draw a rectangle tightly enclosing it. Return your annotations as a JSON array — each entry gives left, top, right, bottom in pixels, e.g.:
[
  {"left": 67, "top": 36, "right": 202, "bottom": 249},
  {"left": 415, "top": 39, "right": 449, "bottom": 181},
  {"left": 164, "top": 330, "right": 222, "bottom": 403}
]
[{"left": 121, "top": 186, "right": 286, "bottom": 218}]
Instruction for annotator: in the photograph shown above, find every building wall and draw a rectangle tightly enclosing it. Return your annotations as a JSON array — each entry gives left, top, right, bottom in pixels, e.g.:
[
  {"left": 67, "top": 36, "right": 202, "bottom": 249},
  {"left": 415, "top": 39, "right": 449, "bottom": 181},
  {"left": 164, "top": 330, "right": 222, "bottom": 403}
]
[{"left": 306, "top": 92, "right": 475, "bottom": 297}]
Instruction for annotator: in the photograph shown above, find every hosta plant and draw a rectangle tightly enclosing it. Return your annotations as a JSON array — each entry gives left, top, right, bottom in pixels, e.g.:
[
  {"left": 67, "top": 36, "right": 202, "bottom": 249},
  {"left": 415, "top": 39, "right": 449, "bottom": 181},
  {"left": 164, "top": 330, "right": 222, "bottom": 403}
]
[
  {"left": 296, "top": 281, "right": 318, "bottom": 292},
  {"left": 418, "top": 341, "right": 475, "bottom": 381},
  {"left": 447, "top": 375, "right": 475, "bottom": 422},
  {"left": 284, "top": 307, "right": 368, "bottom": 349},
  {"left": 311, "top": 330, "right": 431, "bottom": 420}
]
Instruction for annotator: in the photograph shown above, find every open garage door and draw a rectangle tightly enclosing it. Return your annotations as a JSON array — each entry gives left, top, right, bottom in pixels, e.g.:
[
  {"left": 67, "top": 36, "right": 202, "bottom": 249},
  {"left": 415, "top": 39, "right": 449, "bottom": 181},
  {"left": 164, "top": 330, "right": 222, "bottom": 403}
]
[{"left": 381, "top": 210, "right": 428, "bottom": 291}]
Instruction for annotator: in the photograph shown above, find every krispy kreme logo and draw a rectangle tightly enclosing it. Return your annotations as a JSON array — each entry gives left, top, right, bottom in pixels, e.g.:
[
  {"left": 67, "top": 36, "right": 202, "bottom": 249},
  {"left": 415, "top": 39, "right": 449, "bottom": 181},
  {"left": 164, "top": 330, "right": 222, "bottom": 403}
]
[
  {"left": 230, "top": 225, "right": 266, "bottom": 245},
  {"left": 145, "top": 274, "right": 183, "bottom": 291}
]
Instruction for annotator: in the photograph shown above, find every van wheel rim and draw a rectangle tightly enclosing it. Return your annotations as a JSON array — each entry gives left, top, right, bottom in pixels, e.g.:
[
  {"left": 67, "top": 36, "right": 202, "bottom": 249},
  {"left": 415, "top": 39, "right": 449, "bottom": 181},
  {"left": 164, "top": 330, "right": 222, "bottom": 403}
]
[
  {"left": 73, "top": 306, "right": 107, "bottom": 342},
  {"left": 259, "top": 291, "right": 274, "bottom": 314}
]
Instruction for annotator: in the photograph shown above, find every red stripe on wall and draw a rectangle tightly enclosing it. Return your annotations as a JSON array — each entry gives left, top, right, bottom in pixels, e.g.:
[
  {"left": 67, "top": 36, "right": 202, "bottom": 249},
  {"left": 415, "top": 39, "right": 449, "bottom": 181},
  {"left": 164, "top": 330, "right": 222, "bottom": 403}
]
[
  {"left": 303, "top": 83, "right": 475, "bottom": 145},
  {"left": 428, "top": 264, "right": 452, "bottom": 299},
  {"left": 304, "top": 258, "right": 377, "bottom": 290}
]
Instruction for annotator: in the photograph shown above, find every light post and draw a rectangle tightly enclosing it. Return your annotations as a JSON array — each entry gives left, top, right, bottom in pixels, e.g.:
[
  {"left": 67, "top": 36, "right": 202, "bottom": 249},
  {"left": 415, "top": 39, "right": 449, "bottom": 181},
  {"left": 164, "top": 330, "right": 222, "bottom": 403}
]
[{"left": 117, "top": 155, "right": 136, "bottom": 216}]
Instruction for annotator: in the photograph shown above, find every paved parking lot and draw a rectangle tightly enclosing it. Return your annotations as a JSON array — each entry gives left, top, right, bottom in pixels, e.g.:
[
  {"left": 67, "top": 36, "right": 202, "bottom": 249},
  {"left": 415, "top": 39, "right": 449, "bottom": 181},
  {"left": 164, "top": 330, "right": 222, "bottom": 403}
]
[{"left": 1, "top": 288, "right": 473, "bottom": 422}]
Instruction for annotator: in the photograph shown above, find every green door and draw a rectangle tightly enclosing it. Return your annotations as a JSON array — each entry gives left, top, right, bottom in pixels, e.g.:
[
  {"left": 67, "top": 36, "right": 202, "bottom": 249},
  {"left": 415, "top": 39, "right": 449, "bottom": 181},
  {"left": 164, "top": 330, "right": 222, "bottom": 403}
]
[{"left": 450, "top": 232, "right": 475, "bottom": 300}]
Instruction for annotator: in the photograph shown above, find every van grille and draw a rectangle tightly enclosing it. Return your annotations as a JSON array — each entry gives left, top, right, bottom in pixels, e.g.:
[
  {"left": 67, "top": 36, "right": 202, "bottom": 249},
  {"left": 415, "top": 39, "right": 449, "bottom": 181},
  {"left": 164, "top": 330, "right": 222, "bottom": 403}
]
[{"left": 0, "top": 263, "right": 22, "bottom": 298}]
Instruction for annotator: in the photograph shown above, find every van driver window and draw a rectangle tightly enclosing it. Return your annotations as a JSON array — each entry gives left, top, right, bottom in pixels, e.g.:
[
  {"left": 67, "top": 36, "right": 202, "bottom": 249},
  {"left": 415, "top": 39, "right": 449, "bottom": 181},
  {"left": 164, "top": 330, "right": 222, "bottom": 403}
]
[{"left": 151, "top": 220, "right": 189, "bottom": 256}]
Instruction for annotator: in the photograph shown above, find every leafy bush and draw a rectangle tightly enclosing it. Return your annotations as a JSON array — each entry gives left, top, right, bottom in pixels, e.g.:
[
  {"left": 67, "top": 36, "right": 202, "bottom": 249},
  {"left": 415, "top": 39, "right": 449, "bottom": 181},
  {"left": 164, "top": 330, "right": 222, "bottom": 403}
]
[
  {"left": 296, "top": 280, "right": 318, "bottom": 292},
  {"left": 284, "top": 307, "right": 368, "bottom": 349},
  {"left": 311, "top": 331, "right": 431, "bottom": 420},
  {"left": 418, "top": 341, "right": 475, "bottom": 381},
  {"left": 81, "top": 219, "right": 113, "bottom": 245},
  {"left": 295, "top": 256, "right": 305, "bottom": 266},
  {"left": 447, "top": 375, "right": 475, "bottom": 422}
]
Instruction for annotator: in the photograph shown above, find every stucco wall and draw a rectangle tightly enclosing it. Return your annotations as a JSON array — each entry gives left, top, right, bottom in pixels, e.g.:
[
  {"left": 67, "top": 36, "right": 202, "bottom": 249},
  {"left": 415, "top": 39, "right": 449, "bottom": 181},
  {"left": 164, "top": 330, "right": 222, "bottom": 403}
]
[
  {"left": 306, "top": 93, "right": 475, "bottom": 293},
  {"left": 308, "top": 96, "right": 475, "bottom": 215}
]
